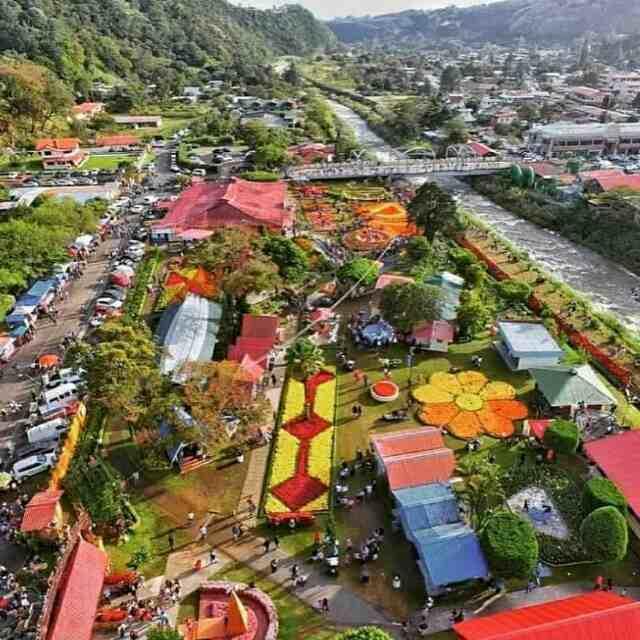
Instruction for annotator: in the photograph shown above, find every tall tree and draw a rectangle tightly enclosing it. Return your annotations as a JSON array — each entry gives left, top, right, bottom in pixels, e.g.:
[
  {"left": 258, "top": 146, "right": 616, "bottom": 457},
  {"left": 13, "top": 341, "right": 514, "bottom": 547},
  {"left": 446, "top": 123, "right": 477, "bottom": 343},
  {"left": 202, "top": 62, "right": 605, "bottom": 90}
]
[
  {"left": 380, "top": 282, "right": 442, "bottom": 333},
  {"left": 407, "top": 182, "right": 461, "bottom": 242},
  {"left": 286, "top": 338, "right": 325, "bottom": 380},
  {"left": 457, "top": 457, "right": 506, "bottom": 528}
]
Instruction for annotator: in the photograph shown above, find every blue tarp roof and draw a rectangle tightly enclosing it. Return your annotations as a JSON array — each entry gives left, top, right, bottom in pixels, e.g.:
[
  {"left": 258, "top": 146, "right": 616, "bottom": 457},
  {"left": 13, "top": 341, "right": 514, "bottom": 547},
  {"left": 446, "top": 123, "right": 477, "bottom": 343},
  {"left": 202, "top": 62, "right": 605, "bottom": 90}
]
[
  {"left": 395, "top": 483, "right": 460, "bottom": 534},
  {"left": 21, "top": 279, "right": 57, "bottom": 307},
  {"left": 498, "top": 321, "right": 563, "bottom": 357},
  {"left": 394, "top": 483, "right": 454, "bottom": 507},
  {"left": 414, "top": 523, "right": 489, "bottom": 588}
]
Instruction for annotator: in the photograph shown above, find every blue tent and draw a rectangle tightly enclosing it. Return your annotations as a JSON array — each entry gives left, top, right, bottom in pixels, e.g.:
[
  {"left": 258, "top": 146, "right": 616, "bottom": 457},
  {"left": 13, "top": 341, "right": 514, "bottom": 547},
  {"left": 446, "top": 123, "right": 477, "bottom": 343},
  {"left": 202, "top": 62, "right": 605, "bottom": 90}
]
[
  {"left": 414, "top": 523, "right": 489, "bottom": 590},
  {"left": 394, "top": 483, "right": 460, "bottom": 539},
  {"left": 6, "top": 279, "right": 57, "bottom": 326}
]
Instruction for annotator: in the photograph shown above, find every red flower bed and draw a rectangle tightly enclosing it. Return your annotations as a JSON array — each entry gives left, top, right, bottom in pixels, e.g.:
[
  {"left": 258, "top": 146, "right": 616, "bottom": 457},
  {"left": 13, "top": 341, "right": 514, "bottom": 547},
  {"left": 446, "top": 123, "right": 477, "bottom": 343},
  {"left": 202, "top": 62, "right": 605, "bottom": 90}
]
[
  {"left": 271, "top": 473, "right": 328, "bottom": 511},
  {"left": 284, "top": 414, "right": 330, "bottom": 441},
  {"left": 372, "top": 380, "right": 398, "bottom": 398}
]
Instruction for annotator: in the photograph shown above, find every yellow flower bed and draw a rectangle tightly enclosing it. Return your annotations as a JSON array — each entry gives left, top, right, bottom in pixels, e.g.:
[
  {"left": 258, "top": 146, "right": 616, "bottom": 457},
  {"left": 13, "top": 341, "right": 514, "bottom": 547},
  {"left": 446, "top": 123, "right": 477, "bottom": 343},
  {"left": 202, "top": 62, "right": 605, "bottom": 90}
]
[
  {"left": 430, "top": 371, "right": 462, "bottom": 394},
  {"left": 457, "top": 370, "right": 488, "bottom": 394},
  {"left": 313, "top": 368, "right": 336, "bottom": 422},
  {"left": 412, "top": 384, "right": 453, "bottom": 404},
  {"left": 264, "top": 494, "right": 290, "bottom": 513},
  {"left": 481, "top": 381, "right": 516, "bottom": 401},
  {"left": 281, "top": 379, "right": 306, "bottom": 423},
  {"left": 307, "top": 428, "right": 334, "bottom": 485},
  {"left": 455, "top": 393, "right": 483, "bottom": 412},
  {"left": 302, "top": 493, "right": 329, "bottom": 512},
  {"left": 268, "top": 430, "right": 299, "bottom": 486}
]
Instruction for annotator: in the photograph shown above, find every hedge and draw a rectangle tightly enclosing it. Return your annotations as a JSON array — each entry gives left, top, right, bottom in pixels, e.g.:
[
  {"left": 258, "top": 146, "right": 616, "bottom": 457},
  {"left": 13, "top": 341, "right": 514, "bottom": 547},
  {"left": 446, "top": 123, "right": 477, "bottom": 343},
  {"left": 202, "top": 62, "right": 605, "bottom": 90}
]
[
  {"left": 583, "top": 477, "right": 627, "bottom": 516},
  {"left": 481, "top": 511, "right": 539, "bottom": 579},
  {"left": 580, "top": 506, "right": 628, "bottom": 562},
  {"left": 334, "top": 628, "right": 393, "bottom": 640},
  {"left": 543, "top": 419, "right": 579, "bottom": 455},
  {"left": 240, "top": 170, "right": 280, "bottom": 182}
]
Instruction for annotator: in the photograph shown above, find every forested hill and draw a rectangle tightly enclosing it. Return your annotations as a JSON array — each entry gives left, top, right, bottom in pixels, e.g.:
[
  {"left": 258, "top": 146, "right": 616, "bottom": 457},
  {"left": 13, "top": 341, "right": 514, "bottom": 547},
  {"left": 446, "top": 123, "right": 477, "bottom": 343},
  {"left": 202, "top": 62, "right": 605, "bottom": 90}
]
[
  {"left": 328, "top": 0, "right": 640, "bottom": 45},
  {"left": 0, "top": 0, "right": 335, "bottom": 90}
]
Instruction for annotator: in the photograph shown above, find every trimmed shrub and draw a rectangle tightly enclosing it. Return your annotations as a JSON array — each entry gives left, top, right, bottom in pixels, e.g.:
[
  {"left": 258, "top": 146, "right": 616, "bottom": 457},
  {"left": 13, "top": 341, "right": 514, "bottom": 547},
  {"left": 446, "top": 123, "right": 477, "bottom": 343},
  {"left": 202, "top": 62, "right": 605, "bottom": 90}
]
[
  {"left": 334, "top": 627, "right": 393, "bottom": 640},
  {"left": 580, "top": 506, "right": 628, "bottom": 562},
  {"left": 481, "top": 511, "right": 539, "bottom": 579},
  {"left": 240, "top": 170, "right": 280, "bottom": 182},
  {"left": 543, "top": 419, "right": 579, "bottom": 455},
  {"left": 497, "top": 280, "right": 532, "bottom": 303},
  {"left": 583, "top": 477, "right": 627, "bottom": 516}
]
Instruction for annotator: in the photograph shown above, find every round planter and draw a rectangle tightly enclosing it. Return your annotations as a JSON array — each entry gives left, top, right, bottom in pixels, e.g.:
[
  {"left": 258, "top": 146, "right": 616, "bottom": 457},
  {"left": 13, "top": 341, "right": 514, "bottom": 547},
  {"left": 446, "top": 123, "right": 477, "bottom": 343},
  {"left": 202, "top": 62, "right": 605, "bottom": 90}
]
[{"left": 370, "top": 380, "right": 400, "bottom": 403}]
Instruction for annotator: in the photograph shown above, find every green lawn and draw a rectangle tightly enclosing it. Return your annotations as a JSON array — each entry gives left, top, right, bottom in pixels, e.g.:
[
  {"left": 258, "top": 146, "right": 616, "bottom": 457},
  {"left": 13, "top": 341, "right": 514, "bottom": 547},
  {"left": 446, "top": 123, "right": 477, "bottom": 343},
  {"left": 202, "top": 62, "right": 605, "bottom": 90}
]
[
  {"left": 181, "top": 563, "right": 338, "bottom": 640},
  {"left": 80, "top": 154, "right": 137, "bottom": 170}
]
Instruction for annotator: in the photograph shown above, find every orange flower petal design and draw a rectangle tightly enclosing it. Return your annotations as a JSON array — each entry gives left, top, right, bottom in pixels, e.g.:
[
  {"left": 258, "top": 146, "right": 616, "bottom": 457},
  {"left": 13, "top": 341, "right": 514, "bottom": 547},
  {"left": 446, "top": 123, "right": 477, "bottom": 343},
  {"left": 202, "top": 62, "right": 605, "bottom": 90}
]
[
  {"left": 448, "top": 410, "right": 482, "bottom": 439},
  {"left": 488, "top": 399, "right": 528, "bottom": 420},
  {"left": 481, "top": 381, "right": 516, "bottom": 401},
  {"left": 477, "top": 407, "right": 515, "bottom": 438},
  {"left": 430, "top": 371, "right": 462, "bottom": 394},
  {"left": 419, "top": 402, "right": 460, "bottom": 427},
  {"left": 457, "top": 370, "right": 488, "bottom": 394}
]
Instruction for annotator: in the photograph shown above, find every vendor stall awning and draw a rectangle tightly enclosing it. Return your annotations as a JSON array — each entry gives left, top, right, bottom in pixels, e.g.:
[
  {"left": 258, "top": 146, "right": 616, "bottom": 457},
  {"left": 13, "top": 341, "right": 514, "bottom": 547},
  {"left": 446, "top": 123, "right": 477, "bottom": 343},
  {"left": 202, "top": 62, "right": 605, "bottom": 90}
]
[{"left": 530, "top": 364, "right": 615, "bottom": 407}]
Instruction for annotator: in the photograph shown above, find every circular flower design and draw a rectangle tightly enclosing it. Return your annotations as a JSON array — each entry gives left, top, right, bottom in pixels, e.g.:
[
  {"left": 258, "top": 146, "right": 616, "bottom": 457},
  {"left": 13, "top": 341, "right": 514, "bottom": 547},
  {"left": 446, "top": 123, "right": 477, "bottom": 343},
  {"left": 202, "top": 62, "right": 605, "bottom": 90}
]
[
  {"left": 414, "top": 370, "right": 527, "bottom": 439},
  {"left": 371, "top": 380, "right": 400, "bottom": 402}
]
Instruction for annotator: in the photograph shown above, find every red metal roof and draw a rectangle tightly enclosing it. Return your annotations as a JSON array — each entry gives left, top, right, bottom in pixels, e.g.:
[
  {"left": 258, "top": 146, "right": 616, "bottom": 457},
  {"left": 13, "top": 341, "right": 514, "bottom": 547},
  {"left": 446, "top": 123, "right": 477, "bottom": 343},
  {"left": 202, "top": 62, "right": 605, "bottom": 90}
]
[
  {"left": 47, "top": 538, "right": 107, "bottom": 640},
  {"left": 372, "top": 427, "right": 444, "bottom": 458},
  {"left": 384, "top": 449, "right": 456, "bottom": 490},
  {"left": 412, "top": 320, "right": 454, "bottom": 343},
  {"left": 580, "top": 169, "right": 640, "bottom": 192},
  {"left": 155, "top": 179, "right": 289, "bottom": 233},
  {"left": 584, "top": 431, "right": 640, "bottom": 518},
  {"left": 453, "top": 591, "right": 640, "bottom": 640},
  {"left": 468, "top": 141, "right": 497, "bottom": 157},
  {"left": 35, "top": 138, "right": 80, "bottom": 151},
  {"left": 72, "top": 102, "right": 103, "bottom": 114},
  {"left": 20, "top": 490, "right": 63, "bottom": 532},
  {"left": 374, "top": 274, "right": 415, "bottom": 290},
  {"left": 96, "top": 134, "right": 140, "bottom": 147},
  {"left": 527, "top": 419, "right": 552, "bottom": 441},
  {"left": 241, "top": 314, "right": 279, "bottom": 340}
]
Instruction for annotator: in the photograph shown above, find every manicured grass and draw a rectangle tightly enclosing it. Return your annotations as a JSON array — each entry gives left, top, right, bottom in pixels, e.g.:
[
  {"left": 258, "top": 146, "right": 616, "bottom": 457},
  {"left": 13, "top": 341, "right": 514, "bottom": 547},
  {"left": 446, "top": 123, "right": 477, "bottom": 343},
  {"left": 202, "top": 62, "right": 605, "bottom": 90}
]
[
  {"left": 81, "top": 154, "right": 137, "bottom": 170},
  {"left": 203, "top": 563, "right": 338, "bottom": 640}
]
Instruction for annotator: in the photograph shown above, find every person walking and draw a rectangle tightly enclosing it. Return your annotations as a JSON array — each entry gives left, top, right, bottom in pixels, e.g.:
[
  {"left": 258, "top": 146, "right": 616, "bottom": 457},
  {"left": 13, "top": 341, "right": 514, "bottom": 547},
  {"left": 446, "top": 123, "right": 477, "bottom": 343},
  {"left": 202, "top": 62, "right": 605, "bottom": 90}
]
[
  {"left": 187, "top": 512, "right": 195, "bottom": 527},
  {"left": 168, "top": 532, "right": 175, "bottom": 552},
  {"left": 263, "top": 538, "right": 271, "bottom": 554},
  {"left": 198, "top": 524, "right": 208, "bottom": 542},
  {"left": 320, "top": 597, "right": 330, "bottom": 613},
  {"left": 270, "top": 559, "right": 278, "bottom": 574},
  {"left": 247, "top": 497, "right": 256, "bottom": 515},
  {"left": 209, "top": 549, "right": 217, "bottom": 566},
  {"left": 273, "top": 535, "right": 280, "bottom": 549}
]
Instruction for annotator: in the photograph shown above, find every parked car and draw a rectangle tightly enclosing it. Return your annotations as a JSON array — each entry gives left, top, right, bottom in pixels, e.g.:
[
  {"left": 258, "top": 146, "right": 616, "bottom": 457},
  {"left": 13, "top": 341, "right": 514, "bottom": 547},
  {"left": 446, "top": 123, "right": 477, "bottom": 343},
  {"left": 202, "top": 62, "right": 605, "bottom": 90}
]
[
  {"left": 130, "top": 205, "right": 145, "bottom": 214},
  {"left": 26, "top": 417, "right": 69, "bottom": 444},
  {"left": 102, "top": 288, "right": 127, "bottom": 301},
  {"left": 95, "top": 298, "right": 124, "bottom": 311},
  {"left": 192, "top": 168, "right": 206, "bottom": 176},
  {"left": 12, "top": 453, "right": 57, "bottom": 482},
  {"left": 15, "top": 439, "right": 59, "bottom": 462}
]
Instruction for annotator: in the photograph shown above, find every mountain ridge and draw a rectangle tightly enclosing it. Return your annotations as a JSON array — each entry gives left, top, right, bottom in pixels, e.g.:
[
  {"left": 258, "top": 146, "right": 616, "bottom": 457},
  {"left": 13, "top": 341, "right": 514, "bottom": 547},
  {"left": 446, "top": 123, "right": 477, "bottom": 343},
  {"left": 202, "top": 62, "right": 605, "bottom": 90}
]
[{"left": 328, "top": 0, "right": 640, "bottom": 44}]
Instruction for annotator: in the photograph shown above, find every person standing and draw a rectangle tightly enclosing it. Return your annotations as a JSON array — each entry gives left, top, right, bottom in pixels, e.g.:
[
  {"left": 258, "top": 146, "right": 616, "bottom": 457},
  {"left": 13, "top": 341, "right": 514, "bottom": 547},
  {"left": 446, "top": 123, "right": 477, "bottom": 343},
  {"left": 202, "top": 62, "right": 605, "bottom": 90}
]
[
  {"left": 168, "top": 532, "right": 175, "bottom": 552},
  {"left": 198, "top": 524, "right": 208, "bottom": 542},
  {"left": 320, "top": 597, "right": 330, "bottom": 613},
  {"left": 270, "top": 559, "right": 278, "bottom": 574},
  {"left": 263, "top": 538, "right": 271, "bottom": 554},
  {"left": 273, "top": 535, "right": 280, "bottom": 549}
]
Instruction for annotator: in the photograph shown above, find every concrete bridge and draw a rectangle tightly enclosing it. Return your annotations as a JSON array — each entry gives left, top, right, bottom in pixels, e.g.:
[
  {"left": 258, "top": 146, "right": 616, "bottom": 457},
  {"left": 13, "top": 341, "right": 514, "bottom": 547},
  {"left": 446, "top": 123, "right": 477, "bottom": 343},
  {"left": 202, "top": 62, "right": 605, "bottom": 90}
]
[{"left": 285, "top": 158, "right": 513, "bottom": 181}]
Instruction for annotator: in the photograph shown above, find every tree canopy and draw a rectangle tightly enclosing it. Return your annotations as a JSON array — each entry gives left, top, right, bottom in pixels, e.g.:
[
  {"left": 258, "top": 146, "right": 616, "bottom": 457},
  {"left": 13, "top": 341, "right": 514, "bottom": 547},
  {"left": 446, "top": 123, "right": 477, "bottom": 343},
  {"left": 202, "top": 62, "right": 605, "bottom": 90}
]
[
  {"left": 337, "top": 258, "right": 380, "bottom": 288},
  {"left": 286, "top": 338, "right": 326, "bottom": 380},
  {"left": 380, "top": 282, "right": 442, "bottom": 333},
  {"left": 408, "top": 182, "right": 461, "bottom": 242},
  {"left": 263, "top": 234, "right": 309, "bottom": 283}
]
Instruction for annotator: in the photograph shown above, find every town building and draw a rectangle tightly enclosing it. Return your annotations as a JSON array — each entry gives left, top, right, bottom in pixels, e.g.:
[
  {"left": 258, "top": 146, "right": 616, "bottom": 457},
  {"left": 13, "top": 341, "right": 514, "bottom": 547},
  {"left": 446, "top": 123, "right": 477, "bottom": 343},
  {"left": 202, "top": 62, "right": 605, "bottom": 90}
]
[
  {"left": 112, "top": 114, "right": 163, "bottom": 128},
  {"left": 95, "top": 134, "right": 141, "bottom": 151},
  {"left": 495, "top": 321, "right": 563, "bottom": 371},
  {"left": 35, "top": 138, "right": 85, "bottom": 169},
  {"left": 70, "top": 102, "right": 105, "bottom": 120},
  {"left": 528, "top": 122, "right": 640, "bottom": 157},
  {"left": 579, "top": 169, "right": 640, "bottom": 193},
  {"left": 151, "top": 178, "right": 292, "bottom": 241},
  {"left": 606, "top": 72, "right": 640, "bottom": 104},
  {"left": 569, "top": 86, "right": 609, "bottom": 105}
]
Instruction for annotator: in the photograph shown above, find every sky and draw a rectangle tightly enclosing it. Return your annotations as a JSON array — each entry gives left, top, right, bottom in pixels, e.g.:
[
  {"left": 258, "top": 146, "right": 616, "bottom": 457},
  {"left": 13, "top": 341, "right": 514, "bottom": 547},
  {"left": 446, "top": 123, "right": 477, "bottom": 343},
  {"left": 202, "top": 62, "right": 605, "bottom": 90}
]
[{"left": 231, "top": 0, "right": 488, "bottom": 21}]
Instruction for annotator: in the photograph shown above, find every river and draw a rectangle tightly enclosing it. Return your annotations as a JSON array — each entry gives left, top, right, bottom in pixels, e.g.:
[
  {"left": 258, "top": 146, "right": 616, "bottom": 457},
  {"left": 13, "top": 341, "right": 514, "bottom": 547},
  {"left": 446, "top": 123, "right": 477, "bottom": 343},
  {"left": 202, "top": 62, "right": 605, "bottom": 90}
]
[{"left": 328, "top": 99, "right": 640, "bottom": 331}]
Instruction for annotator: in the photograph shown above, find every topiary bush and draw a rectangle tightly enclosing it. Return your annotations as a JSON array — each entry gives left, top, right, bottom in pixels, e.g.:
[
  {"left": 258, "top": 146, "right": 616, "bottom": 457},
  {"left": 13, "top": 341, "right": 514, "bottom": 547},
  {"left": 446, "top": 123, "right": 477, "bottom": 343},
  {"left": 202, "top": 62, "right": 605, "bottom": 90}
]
[
  {"left": 583, "top": 477, "right": 627, "bottom": 516},
  {"left": 497, "top": 280, "right": 533, "bottom": 303},
  {"left": 543, "top": 418, "right": 579, "bottom": 455},
  {"left": 334, "top": 627, "right": 393, "bottom": 640},
  {"left": 580, "top": 506, "right": 628, "bottom": 562},
  {"left": 481, "top": 511, "right": 539, "bottom": 579}
]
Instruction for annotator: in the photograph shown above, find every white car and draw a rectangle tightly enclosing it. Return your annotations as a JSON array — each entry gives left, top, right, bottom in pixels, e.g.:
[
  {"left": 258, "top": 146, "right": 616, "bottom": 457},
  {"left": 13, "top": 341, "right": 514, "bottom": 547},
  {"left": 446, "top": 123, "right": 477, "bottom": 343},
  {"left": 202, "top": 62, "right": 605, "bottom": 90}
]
[
  {"left": 192, "top": 169, "right": 206, "bottom": 176},
  {"left": 12, "top": 452, "right": 57, "bottom": 482},
  {"left": 95, "top": 298, "right": 124, "bottom": 311},
  {"left": 130, "top": 205, "right": 145, "bottom": 214}
]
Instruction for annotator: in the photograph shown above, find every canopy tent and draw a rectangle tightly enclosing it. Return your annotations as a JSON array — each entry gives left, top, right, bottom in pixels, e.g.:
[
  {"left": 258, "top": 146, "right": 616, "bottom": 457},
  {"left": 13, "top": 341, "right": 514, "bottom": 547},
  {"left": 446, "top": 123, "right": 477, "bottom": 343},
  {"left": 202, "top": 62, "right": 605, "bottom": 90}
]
[
  {"left": 38, "top": 354, "right": 61, "bottom": 369},
  {"left": 414, "top": 522, "right": 489, "bottom": 591},
  {"left": 157, "top": 294, "right": 222, "bottom": 383},
  {"left": 6, "top": 278, "right": 57, "bottom": 325},
  {"left": 394, "top": 483, "right": 460, "bottom": 538},
  {"left": 73, "top": 234, "right": 94, "bottom": 249},
  {"left": 530, "top": 364, "right": 616, "bottom": 409},
  {"left": 453, "top": 591, "right": 640, "bottom": 640},
  {"left": 359, "top": 319, "right": 395, "bottom": 346}
]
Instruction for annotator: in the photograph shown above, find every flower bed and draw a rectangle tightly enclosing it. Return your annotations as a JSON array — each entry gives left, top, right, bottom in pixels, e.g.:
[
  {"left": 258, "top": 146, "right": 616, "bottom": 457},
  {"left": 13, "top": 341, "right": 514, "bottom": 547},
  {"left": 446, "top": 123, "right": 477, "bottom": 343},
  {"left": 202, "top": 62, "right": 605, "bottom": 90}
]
[
  {"left": 413, "top": 370, "right": 527, "bottom": 440},
  {"left": 343, "top": 227, "right": 392, "bottom": 251},
  {"left": 370, "top": 380, "right": 399, "bottom": 402},
  {"left": 265, "top": 368, "right": 336, "bottom": 514}
]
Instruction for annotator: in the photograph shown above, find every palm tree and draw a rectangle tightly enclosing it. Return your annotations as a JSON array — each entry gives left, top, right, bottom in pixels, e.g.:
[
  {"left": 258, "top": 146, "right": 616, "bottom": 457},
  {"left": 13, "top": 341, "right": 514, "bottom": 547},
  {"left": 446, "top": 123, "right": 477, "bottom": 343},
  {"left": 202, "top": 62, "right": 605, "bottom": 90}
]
[
  {"left": 457, "top": 457, "right": 506, "bottom": 529},
  {"left": 286, "top": 338, "right": 325, "bottom": 380}
]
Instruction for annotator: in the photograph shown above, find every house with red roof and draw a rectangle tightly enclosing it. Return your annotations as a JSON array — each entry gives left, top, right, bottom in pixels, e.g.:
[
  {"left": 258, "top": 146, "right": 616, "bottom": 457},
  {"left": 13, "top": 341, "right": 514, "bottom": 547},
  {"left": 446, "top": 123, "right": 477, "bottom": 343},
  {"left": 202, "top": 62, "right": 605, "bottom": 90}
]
[
  {"left": 228, "top": 314, "right": 279, "bottom": 369},
  {"left": 580, "top": 169, "right": 640, "bottom": 193},
  {"left": 584, "top": 430, "right": 640, "bottom": 539},
  {"left": 151, "top": 178, "right": 292, "bottom": 242},
  {"left": 20, "top": 490, "right": 64, "bottom": 539},
  {"left": 288, "top": 143, "right": 335, "bottom": 164},
  {"left": 453, "top": 591, "right": 640, "bottom": 640},
  {"left": 71, "top": 102, "right": 104, "bottom": 121},
  {"left": 44, "top": 537, "right": 107, "bottom": 640},
  {"left": 411, "top": 320, "right": 455, "bottom": 353},
  {"left": 96, "top": 134, "right": 141, "bottom": 151},
  {"left": 35, "top": 138, "right": 85, "bottom": 169}
]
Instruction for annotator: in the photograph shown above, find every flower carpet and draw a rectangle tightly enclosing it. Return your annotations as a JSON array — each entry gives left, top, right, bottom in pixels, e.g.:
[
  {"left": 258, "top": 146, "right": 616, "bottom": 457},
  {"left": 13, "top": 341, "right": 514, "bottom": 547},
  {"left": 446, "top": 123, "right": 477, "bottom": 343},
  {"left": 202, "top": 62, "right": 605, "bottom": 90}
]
[
  {"left": 414, "top": 370, "right": 528, "bottom": 439},
  {"left": 265, "top": 368, "right": 336, "bottom": 513}
]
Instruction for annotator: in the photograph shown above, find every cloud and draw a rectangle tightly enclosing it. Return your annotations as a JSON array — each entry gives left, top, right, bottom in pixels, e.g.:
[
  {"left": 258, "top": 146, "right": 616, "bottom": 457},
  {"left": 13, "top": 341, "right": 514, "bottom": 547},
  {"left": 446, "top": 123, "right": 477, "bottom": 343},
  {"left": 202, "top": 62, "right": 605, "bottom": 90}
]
[{"left": 230, "top": 0, "right": 488, "bottom": 20}]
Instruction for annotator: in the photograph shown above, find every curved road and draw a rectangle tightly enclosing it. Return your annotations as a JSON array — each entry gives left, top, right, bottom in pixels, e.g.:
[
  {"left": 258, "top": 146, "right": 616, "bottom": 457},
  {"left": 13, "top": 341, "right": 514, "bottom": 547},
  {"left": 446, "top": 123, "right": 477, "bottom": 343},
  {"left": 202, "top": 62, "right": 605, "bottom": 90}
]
[{"left": 328, "top": 100, "right": 640, "bottom": 331}]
